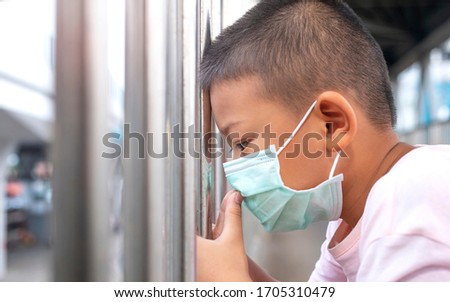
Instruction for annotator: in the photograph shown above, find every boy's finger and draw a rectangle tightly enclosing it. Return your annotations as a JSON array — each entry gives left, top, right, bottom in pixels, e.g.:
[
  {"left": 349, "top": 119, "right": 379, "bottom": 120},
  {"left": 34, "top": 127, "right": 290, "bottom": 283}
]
[
  {"left": 221, "top": 191, "right": 244, "bottom": 241},
  {"left": 213, "top": 190, "right": 237, "bottom": 239}
]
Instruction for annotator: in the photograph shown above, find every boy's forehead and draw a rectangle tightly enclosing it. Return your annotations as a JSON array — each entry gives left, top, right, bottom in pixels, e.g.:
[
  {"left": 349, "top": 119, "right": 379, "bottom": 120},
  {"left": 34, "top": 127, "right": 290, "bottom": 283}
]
[
  {"left": 210, "top": 76, "right": 262, "bottom": 104},
  {"left": 209, "top": 78, "right": 260, "bottom": 135},
  {"left": 210, "top": 77, "right": 259, "bottom": 112},
  {"left": 209, "top": 76, "right": 294, "bottom": 136}
]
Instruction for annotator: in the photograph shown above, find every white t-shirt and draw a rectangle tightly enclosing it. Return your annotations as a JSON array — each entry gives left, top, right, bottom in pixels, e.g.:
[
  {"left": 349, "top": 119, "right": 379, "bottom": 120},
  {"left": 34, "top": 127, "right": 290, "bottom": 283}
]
[{"left": 309, "top": 145, "right": 450, "bottom": 281}]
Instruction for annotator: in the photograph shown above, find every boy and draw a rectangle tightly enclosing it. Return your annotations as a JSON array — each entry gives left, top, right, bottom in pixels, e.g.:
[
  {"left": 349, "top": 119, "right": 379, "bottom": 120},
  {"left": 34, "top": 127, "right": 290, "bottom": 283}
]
[{"left": 196, "top": 0, "right": 450, "bottom": 281}]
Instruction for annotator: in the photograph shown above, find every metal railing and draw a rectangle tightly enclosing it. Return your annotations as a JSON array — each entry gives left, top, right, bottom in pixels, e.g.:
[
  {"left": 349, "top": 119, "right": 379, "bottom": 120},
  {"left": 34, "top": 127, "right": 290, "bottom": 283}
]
[
  {"left": 53, "top": 0, "right": 111, "bottom": 281},
  {"left": 51, "top": 0, "right": 263, "bottom": 282},
  {"left": 52, "top": 0, "right": 230, "bottom": 281}
]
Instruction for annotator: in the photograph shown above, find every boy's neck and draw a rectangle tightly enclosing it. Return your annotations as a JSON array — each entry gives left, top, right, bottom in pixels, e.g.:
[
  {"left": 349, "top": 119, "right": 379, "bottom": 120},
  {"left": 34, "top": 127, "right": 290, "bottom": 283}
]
[{"left": 340, "top": 131, "right": 415, "bottom": 228}]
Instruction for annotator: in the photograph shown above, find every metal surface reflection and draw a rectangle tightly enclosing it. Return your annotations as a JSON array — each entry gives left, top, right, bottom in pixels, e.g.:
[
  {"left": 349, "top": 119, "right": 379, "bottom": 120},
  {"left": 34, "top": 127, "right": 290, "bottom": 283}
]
[{"left": 198, "top": 0, "right": 224, "bottom": 240}]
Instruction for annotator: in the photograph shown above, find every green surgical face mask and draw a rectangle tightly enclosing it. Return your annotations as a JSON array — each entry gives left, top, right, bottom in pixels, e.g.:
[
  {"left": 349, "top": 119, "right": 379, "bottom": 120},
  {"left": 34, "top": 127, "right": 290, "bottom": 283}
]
[{"left": 223, "top": 101, "right": 343, "bottom": 232}]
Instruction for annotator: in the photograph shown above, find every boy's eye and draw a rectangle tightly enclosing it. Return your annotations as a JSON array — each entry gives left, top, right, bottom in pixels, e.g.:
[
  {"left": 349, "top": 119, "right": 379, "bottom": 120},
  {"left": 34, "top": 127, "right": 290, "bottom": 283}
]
[{"left": 236, "top": 141, "right": 249, "bottom": 152}]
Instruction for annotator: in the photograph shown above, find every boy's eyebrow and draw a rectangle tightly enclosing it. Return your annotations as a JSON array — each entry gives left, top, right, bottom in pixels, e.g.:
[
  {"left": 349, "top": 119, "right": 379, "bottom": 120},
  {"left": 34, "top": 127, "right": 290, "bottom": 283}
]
[{"left": 222, "top": 121, "right": 241, "bottom": 137}]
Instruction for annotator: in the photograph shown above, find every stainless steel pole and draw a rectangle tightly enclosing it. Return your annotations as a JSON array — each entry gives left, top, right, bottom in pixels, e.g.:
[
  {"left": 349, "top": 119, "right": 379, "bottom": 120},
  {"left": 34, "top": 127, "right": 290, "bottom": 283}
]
[
  {"left": 181, "top": 0, "right": 200, "bottom": 281},
  {"left": 198, "top": 0, "right": 226, "bottom": 239},
  {"left": 145, "top": 0, "right": 170, "bottom": 281},
  {"left": 165, "top": 0, "right": 184, "bottom": 281},
  {"left": 125, "top": 0, "right": 219, "bottom": 281},
  {"left": 143, "top": 0, "right": 200, "bottom": 281},
  {"left": 198, "top": 0, "right": 212, "bottom": 240},
  {"left": 123, "top": 0, "right": 149, "bottom": 282},
  {"left": 53, "top": 0, "right": 111, "bottom": 281}
]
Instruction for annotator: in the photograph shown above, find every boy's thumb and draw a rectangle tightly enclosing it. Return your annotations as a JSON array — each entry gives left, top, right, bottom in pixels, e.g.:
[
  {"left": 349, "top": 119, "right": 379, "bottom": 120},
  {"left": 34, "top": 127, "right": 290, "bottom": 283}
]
[{"left": 222, "top": 191, "right": 244, "bottom": 239}]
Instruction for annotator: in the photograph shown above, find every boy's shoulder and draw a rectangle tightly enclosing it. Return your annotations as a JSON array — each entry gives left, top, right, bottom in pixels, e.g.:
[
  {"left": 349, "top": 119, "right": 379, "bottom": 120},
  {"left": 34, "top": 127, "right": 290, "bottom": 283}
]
[
  {"left": 367, "top": 144, "right": 450, "bottom": 205},
  {"left": 397, "top": 144, "right": 450, "bottom": 169},
  {"left": 375, "top": 144, "right": 450, "bottom": 192},
  {"left": 361, "top": 144, "right": 450, "bottom": 244}
]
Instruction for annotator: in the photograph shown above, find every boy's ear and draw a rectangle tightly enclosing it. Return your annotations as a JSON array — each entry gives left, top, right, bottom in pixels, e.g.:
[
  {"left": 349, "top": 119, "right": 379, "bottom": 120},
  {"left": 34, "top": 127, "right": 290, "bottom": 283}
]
[{"left": 314, "top": 91, "right": 357, "bottom": 152}]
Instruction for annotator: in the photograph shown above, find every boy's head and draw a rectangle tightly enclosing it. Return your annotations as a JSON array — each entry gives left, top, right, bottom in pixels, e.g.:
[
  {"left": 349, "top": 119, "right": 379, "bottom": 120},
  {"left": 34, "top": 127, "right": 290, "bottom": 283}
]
[
  {"left": 202, "top": 0, "right": 399, "bottom": 190},
  {"left": 201, "top": 0, "right": 396, "bottom": 128}
]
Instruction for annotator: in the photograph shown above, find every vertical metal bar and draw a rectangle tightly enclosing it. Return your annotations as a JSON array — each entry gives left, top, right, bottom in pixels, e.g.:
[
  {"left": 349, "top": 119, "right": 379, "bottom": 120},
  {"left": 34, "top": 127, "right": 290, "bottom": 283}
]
[
  {"left": 145, "top": 0, "right": 169, "bottom": 281},
  {"left": 123, "top": 0, "right": 149, "bottom": 282},
  {"left": 198, "top": 0, "right": 226, "bottom": 238},
  {"left": 182, "top": 0, "right": 201, "bottom": 280},
  {"left": 53, "top": 0, "right": 110, "bottom": 281},
  {"left": 123, "top": 0, "right": 204, "bottom": 281},
  {"left": 165, "top": 0, "right": 200, "bottom": 281},
  {"left": 211, "top": 0, "right": 226, "bottom": 221},
  {"left": 165, "top": 0, "right": 184, "bottom": 281},
  {"left": 210, "top": 0, "right": 223, "bottom": 38},
  {"left": 198, "top": 0, "right": 213, "bottom": 239},
  {"left": 144, "top": 0, "right": 200, "bottom": 281}
]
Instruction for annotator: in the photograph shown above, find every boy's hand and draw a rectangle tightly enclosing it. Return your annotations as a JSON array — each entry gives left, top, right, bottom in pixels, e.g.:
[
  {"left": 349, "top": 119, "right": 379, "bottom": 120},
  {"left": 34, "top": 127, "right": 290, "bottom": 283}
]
[{"left": 196, "top": 190, "right": 252, "bottom": 281}]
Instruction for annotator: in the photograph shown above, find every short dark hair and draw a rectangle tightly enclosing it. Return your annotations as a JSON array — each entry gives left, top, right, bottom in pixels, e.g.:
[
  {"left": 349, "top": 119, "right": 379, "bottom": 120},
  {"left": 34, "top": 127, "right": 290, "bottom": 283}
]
[{"left": 200, "top": 0, "right": 396, "bottom": 128}]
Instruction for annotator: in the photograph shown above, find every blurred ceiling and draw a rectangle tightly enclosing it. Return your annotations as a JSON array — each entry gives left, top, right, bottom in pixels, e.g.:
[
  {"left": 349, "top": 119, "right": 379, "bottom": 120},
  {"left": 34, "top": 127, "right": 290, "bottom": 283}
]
[
  {"left": 0, "top": 109, "right": 51, "bottom": 143},
  {"left": 347, "top": 0, "right": 450, "bottom": 74}
]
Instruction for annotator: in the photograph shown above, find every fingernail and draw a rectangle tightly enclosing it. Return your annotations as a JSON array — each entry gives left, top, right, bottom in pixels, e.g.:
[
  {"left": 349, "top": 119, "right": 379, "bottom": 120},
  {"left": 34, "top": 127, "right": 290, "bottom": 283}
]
[{"left": 231, "top": 191, "right": 243, "bottom": 204}]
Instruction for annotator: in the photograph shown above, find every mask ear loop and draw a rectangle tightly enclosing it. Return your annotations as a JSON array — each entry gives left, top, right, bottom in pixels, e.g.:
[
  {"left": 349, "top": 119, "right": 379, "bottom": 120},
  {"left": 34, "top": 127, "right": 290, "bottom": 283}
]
[
  {"left": 329, "top": 151, "right": 341, "bottom": 179},
  {"left": 276, "top": 100, "right": 318, "bottom": 156}
]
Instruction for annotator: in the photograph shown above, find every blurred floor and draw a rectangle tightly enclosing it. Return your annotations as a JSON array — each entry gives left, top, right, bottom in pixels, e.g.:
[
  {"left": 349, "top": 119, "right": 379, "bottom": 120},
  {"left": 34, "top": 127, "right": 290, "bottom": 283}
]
[
  {"left": 1, "top": 233, "right": 123, "bottom": 282},
  {"left": 1, "top": 244, "right": 52, "bottom": 282}
]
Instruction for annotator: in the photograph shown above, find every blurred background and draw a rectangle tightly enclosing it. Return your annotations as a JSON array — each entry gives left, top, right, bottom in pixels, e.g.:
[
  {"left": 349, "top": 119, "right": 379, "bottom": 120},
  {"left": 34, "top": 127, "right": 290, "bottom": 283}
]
[{"left": 0, "top": 0, "right": 449, "bottom": 282}]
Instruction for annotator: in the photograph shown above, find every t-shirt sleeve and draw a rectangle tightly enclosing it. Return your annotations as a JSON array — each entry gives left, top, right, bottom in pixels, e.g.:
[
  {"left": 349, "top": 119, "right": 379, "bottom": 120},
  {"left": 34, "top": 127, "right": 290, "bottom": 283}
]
[
  {"left": 357, "top": 234, "right": 450, "bottom": 281},
  {"left": 309, "top": 222, "right": 347, "bottom": 282}
]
